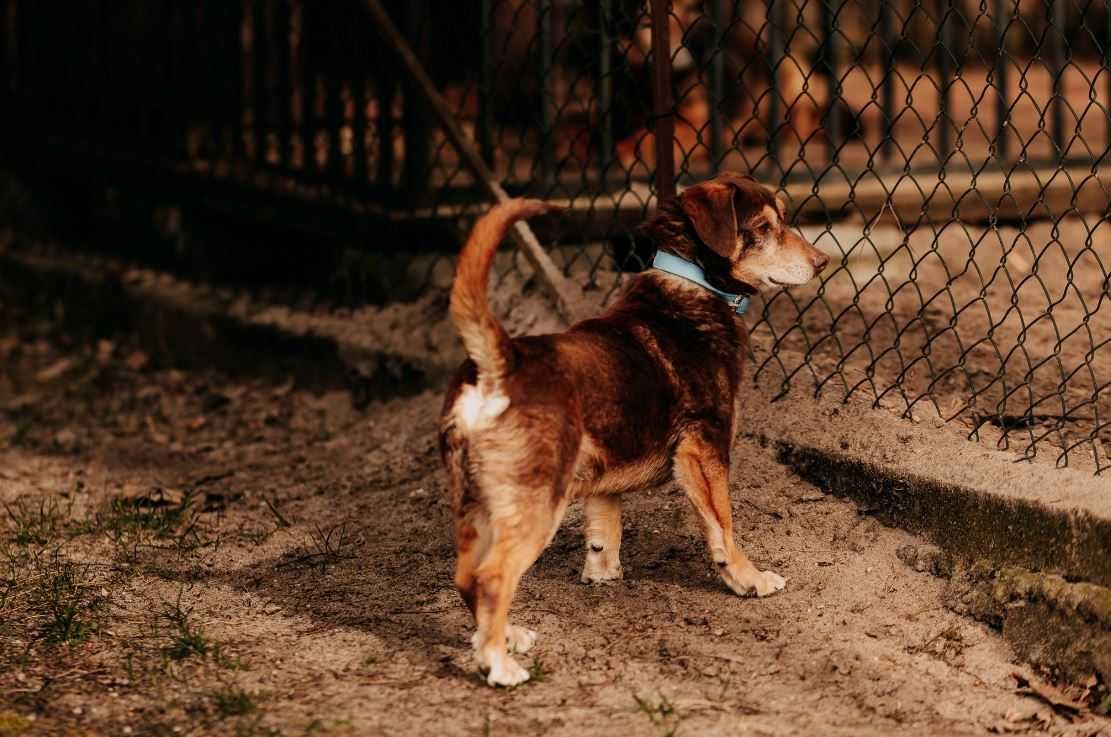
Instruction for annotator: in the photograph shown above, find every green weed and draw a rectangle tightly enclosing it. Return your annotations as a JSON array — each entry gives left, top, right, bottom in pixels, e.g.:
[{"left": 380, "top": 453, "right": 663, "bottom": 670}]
[
  {"left": 210, "top": 687, "right": 257, "bottom": 718},
  {"left": 632, "top": 691, "right": 681, "bottom": 737}
]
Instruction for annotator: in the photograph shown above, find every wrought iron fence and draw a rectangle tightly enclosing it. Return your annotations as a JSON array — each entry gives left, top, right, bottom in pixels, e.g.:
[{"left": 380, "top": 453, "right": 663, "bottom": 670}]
[{"left": 0, "top": 0, "right": 1108, "bottom": 474}]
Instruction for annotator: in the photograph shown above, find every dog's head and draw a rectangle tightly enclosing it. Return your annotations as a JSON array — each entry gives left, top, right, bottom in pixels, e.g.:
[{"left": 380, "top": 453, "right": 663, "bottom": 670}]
[{"left": 673, "top": 173, "right": 829, "bottom": 293}]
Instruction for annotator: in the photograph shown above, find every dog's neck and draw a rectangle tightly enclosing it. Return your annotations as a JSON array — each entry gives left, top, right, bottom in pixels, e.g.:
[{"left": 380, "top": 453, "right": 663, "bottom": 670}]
[
  {"left": 640, "top": 199, "right": 700, "bottom": 263},
  {"left": 640, "top": 200, "right": 757, "bottom": 301}
]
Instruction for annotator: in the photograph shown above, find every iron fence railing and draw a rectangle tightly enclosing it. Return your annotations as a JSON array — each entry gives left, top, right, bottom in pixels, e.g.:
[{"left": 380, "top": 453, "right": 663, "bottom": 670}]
[{"left": 0, "top": 0, "right": 1108, "bottom": 474}]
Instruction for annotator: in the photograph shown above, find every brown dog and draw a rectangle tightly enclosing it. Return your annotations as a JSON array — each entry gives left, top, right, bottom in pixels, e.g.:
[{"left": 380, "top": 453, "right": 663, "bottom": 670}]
[{"left": 440, "top": 173, "right": 829, "bottom": 686}]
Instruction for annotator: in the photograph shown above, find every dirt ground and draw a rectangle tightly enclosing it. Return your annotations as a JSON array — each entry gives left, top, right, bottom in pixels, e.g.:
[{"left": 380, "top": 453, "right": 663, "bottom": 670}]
[{"left": 2, "top": 295, "right": 1109, "bottom": 737}]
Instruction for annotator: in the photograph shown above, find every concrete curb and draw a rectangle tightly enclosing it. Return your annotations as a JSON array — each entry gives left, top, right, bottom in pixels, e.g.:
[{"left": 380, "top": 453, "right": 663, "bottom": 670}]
[{"left": 0, "top": 239, "right": 451, "bottom": 406}]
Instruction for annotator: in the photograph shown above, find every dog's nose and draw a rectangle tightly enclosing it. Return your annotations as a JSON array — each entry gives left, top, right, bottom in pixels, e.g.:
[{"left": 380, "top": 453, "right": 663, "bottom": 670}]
[{"left": 811, "top": 249, "right": 830, "bottom": 273}]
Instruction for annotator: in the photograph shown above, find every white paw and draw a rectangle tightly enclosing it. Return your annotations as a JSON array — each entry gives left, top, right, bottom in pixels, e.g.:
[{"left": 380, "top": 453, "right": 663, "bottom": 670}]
[
  {"left": 754, "top": 570, "right": 787, "bottom": 597},
  {"left": 581, "top": 549, "right": 623, "bottom": 584},
  {"left": 486, "top": 655, "right": 530, "bottom": 687},
  {"left": 506, "top": 625, "right": 537, "bottom": 654},
  {"left": 721, "top": 565, "right": 787, "bottom": 597},
  {"left": 581, "top": 565, "right": 623, "bottom": 584}
]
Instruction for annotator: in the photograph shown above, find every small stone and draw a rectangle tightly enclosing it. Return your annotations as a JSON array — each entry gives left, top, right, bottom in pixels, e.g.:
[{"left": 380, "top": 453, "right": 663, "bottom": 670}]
[
  {"left": 54, "top": 429, "right": 78, "bottom": 450},
  {"left": 126, "top": 350, "right": 149, "bottom": 371}
]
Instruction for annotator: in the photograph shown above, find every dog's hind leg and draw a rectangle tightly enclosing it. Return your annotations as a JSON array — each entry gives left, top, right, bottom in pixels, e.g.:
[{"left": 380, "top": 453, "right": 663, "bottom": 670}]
[
  {"left": 581, "top": 495, "right": 623, "bottom": 583},
  {"left": 471, "top": 501, "right": 563, "bottom": 687},
  {"left": 673, "top": 431, "right": 786, "bottom": 598}
]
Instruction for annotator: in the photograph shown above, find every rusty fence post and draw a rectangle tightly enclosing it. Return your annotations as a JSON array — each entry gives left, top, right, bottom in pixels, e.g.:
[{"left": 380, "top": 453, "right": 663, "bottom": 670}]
[{"left": 649, "top": 0, "right": 675, "bottom": 204}]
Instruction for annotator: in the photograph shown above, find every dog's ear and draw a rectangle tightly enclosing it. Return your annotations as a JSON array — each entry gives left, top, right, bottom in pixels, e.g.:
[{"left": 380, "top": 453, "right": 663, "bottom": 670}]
[{"left": 679, "top": 181, "right": 738, "bottom": 258}]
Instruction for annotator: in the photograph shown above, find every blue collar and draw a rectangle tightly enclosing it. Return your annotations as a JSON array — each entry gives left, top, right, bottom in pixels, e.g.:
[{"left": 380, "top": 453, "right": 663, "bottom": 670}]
[{"left": 651, "top": 251, "right": 751, "bottom": 316}]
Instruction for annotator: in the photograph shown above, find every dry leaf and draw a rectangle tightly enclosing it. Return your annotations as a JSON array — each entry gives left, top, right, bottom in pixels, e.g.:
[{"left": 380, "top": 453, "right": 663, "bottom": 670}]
[
  {"left": 126, "top": 350, "right": 149, "bottom": 371},
  {"left": 35, "top": 357, "right": 74, "bottom": 383},
  {"left": 272, "top": 378, "right": 295, "bottom": 397},
  {"left": 986, "top": 708, "right": 1044, "bottom": 733},
  {"left": 1013, "top": 671, "right": 1087, "bottom": 719},
  {"left": 221, "top": 385, "right": 248, "bottom": 401},
  {"left": 145, "top": 416, "right": 170, "bottom": 446}
]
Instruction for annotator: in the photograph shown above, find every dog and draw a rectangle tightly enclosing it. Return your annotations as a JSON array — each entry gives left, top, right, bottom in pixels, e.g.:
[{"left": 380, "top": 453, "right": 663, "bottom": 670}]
[{"left": 439, "top": 172, "right": 829, "bottom": 687}]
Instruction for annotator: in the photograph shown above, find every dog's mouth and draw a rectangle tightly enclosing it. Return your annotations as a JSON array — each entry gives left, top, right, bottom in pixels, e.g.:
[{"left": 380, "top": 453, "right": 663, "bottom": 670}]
[{"left": 767, "top": 276, "right": 796, "bottom": 287}]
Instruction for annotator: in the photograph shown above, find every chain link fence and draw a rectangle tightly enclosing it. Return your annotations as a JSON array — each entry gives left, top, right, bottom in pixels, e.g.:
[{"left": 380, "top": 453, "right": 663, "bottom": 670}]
[{"left": 0, "top": 0, "right": 1108, "bottom": 473}]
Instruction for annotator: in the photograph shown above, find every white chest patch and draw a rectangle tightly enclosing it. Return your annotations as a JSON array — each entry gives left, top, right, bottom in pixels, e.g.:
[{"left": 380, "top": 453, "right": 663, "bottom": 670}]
[{"left": 455, "top": 384, "right": 510, "bottom": 431}]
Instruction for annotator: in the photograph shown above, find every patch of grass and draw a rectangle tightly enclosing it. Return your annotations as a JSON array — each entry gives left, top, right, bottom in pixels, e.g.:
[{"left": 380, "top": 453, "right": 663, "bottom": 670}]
[
  {"left": 7, "top": 418, "right": 33, "bottom": 448},
  {"left": 0, "top": 546, "right": 102, "bottom": 645},
  {"left": 632, "top": 691, "right": 681, "bottom": 737},
  {"left": 307, "top": 523, "right": 360, "bottom": 566},
  {"left": 35, "top": 560, "right": 100, "bottom": 644},
  {"left": 161, "top": 595, "right": 211, "bottom": 661},
  {"left": 96, "top": 490, "right": 194, "bottom": 540},
  {"left": 3, "top": 497, "right": 65, "bottom": 546},
  {"left": 232, "top": 714, "right": 281, "bottom": 737},
  {"left": 527, "top": 658, "right": 550, "bottom": 684},
  {"left": 908, "top": 622, "right": 966, "bottom": 663},
  {"left": 166, "top": 623, "right": 209, "bottom": 660},
  {"left": 210, "top": 687, "right": 257, "bottom": 718},
  {"left": 280, "top": 522, "right": 363, "bottom": 571}
]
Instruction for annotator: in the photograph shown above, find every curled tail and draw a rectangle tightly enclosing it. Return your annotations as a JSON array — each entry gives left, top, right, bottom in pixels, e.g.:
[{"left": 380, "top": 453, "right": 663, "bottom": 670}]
[{"left": 450, "top": 198, "right": 558, "bottom": 387}]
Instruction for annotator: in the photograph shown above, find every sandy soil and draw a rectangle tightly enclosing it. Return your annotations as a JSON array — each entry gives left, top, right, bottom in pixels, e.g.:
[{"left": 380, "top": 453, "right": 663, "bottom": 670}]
[{"left": 2, "top": 295, "right": 1108, "bottom": 737}]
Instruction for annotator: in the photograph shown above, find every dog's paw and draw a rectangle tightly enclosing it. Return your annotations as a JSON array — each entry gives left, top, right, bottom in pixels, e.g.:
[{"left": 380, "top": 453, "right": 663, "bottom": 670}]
[
  {"left": 506, "top": 625, "right": 537, "bottom": 654},
  {"left": 721, "top": 565, "right": 787, "bottom": 597},
  {"left": 581, "top": 562, "right": 623, "bottom": 584},
  {"left": 486, "top": 655, "right": 530, "bottom": 688},
  {"left": 581, "top": 547, "right": 623, "bottom": 584},
  {"left": 753, "top": 569, "right": 787, "bottom": 597}
]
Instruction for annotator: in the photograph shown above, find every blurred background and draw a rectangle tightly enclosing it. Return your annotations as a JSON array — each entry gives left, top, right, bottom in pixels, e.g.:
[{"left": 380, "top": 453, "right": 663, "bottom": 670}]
[{"left": 0, "top": 0, "right": 1108, "bottom": 473}]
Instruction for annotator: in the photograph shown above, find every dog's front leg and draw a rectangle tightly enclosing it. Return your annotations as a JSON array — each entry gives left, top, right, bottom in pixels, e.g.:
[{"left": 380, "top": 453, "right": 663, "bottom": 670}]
[
  {"left": 673, "top": 432, "right": 786, "bottom": 597},
  {"left": 581, "top": 495, "right": 623, "bottom": 583}
]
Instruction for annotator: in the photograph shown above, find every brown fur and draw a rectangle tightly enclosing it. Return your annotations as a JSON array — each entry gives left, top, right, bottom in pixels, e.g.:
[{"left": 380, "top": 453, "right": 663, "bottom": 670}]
[{"left": 439, "top": 173, "right": 828, "bottom": 686}]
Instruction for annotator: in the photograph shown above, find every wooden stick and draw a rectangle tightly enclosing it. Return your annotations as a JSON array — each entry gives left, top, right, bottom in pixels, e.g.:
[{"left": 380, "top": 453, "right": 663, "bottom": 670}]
[{"left": 362, "top": 0, "right": 586, "bottom": 323}]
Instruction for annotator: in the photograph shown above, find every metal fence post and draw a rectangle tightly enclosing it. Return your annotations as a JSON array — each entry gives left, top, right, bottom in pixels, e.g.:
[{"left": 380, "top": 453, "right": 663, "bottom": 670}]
[
  {"left": 0, "top": 0, "right": 9, "bottom": 105},
  {"left": 767, "top": 0, "right": 785, "bottom": 176},
  {"left": 538, "top": 0, "right": 555, "bottom": 184},
  {"left": 937, "top": 0, "right": 954, "bottom": 164},
  {"left": 1049, "top": 0, "right": 1066, "bottom": 162},
  {"left": 706, "top": 0, "right": 724, "bottom": 170},
  {"left": 351, "top": 0, "right": 368, "bottom": 184},
  {"left": 993, "top": 0, "right": 1010, "bottom": 161},
  {"left": 880, "top": 0, "right": 895, "bottom": 162},
  {"left": 650, "top": 0, "right": 676, "bottom": 204},
  {"left": 820, "top": 0, "right": 842, "bottom": 163},
  {"left": 595, "top": 0, "right": 614, "bottom": 182},
  {"left": 401, "top": 0, "right": 431, "bottom": 198},
  {"left": 478, "top": 0, "right": 494, "bottom": 167}
]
